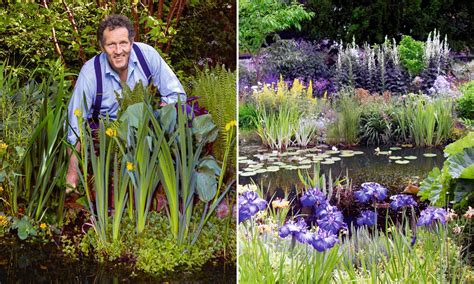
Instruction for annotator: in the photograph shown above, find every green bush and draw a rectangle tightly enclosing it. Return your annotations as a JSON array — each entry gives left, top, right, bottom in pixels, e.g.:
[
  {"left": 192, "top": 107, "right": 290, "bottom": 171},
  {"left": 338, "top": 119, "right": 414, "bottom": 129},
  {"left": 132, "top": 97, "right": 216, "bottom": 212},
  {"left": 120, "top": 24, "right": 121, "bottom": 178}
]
[
  {"left": 239, "top": 103, "right": 258, "bottom": 130},
  {"left": 458, "top": 80, "right": 474, "bottom": 120},
  {"left": 398, "top": 35, "right": 425, "bottom": 76}
]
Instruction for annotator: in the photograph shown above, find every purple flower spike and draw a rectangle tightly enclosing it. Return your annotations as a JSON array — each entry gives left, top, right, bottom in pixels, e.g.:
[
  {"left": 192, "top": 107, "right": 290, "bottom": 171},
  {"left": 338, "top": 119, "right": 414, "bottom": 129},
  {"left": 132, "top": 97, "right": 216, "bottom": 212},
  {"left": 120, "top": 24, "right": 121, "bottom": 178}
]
[
  {"left": 310, "top": 229, "right": 339, "bottom": 252},
  {"left": 317, "top": 205, "right": 346, "bottom": 233},
  {"left": 279, "top": 218, "right": 307, "bottom": 239},
  {"left": 300, "top": 188, "right": 327, "bottom": 207},
  {"left": 238, "top": 191, "right": 268, "bottom": 223},
  {"left": 354, "top": 182, "right": 388, "bottom": 204},
  {"left": 357, "top": 210, "right": 377, "bottom": 226},
  {"left": 390, "top": 194, "right": 417, "bottom": 210},
  {"left": 417, "top": 207, "right": 447, "bottom": 227}
]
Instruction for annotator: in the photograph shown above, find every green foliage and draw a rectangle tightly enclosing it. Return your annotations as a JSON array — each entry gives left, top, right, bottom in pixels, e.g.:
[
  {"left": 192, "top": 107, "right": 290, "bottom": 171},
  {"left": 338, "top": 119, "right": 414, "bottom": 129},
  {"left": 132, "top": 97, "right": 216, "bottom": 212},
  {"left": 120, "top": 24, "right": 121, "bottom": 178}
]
[
  {"left": 457, "top": 80, "right": 474, "bottom": 121},
  {"left": 398, "top": 35, "right": 426, "bottom": 76},
  {"left": 239, "top": 0, "right": 314, "bottom": 54},
  {"left": 11, "top": 216, "right": 37, "bottom": 240},
  {"left": 328, "top": 93, "right": 361, "bottom": 145},
  {"left": 419, "top": 132, "right": 474, "bottom": 209},
  {"left": 302, "top": 0, "right": 472, "bottom": 50},
  {"left": 238, "top": 103, "right": 257, "bottom": 130},
  {"left": 360, "top": 108, "right": 393, "bottom": 146},
  {"left": 192, "top": 65, "right": 236, "bottom": 164}
]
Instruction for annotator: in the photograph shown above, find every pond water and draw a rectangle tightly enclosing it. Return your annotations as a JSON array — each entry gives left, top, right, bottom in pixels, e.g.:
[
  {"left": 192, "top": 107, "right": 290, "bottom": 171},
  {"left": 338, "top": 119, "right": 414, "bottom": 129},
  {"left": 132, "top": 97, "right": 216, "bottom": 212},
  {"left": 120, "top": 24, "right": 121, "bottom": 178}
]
[
  {"left": 0, "top": 236, "right": 235, "bottom": 283},
  {"left": 239, "top": 144, "right": 445, "bottom": 201}
]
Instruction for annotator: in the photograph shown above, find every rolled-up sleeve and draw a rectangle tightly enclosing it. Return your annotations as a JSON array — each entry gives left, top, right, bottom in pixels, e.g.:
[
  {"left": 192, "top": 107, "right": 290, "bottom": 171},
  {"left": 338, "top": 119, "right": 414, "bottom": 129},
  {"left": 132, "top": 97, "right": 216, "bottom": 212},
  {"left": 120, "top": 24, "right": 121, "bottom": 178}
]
[
  {"left": 67, "top": 67, "right": 95, "bottom": 145},
  {"left": 141, "top": 44, "right": 186, "bottom": 104}
]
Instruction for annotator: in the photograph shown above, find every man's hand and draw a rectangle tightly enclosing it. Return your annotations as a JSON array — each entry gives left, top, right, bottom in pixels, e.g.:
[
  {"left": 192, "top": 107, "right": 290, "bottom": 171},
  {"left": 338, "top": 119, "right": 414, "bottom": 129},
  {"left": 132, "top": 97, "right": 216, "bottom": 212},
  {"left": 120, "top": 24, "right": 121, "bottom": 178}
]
[{"left": 66, "top": 143, "right": 81, "bottom": 194}]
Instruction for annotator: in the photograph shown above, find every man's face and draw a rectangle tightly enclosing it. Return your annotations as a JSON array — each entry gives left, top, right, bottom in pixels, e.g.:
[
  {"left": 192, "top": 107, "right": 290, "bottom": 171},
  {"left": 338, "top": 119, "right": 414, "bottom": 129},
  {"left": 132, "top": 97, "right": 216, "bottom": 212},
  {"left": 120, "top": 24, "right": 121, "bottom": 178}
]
[{"left": 101, "top": 27, "right": 132, "bottom": 75}]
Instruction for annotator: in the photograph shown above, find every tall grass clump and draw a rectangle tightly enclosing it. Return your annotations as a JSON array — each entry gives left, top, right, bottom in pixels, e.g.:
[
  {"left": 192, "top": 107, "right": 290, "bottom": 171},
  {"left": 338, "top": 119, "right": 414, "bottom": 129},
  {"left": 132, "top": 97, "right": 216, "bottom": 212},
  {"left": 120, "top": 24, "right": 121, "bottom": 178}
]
[{"left": 327, "top": 91, "right": 361, "bottom": 145}]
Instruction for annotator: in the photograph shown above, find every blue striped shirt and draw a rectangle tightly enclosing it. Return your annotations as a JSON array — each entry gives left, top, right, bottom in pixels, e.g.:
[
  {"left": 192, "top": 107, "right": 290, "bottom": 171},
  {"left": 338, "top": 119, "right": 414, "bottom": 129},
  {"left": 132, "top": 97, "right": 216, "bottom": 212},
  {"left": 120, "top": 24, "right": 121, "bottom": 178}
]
[{"left": 67, "top": 42, "right": 186, "bottom": 145}]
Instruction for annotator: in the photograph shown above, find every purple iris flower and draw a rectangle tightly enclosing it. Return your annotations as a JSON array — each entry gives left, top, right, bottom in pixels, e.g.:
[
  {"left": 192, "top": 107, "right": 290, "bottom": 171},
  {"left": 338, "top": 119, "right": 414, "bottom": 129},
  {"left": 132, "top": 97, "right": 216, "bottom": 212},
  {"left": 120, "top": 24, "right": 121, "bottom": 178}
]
[
  {"left": 356, "top": 210, "right": 377, "bottom": 226},
  {"left": 238, "top": 191, "right": 268, "bottom": 223},
  {"left": 417, "top": 207, "right": 447, "bottom": 227},
  {"left": 301, "top": 188, "right": 328, "bottom": 207},
  {"left": 295, "top": 230, "right": 314, "bottom": 244},
  {"left": 310, "top": 229, "right": 339, "bottom": 252},
  {"left": 317, "top": 205, "right": 346, "bottom": 233},
  {"left": 354, "top": 182, "right": 388, "bottom": 203},
  {"left": 279, "top": 218, "right": 307, "bottom": 238},
  {"left": 390, "top": 194, "right": 417, "bottom": 210}
]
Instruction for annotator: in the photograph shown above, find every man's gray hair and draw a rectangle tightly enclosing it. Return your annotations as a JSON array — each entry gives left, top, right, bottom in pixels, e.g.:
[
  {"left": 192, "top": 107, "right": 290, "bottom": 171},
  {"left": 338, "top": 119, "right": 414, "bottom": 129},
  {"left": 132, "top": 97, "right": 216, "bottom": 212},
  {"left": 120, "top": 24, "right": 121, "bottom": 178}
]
[{"left": 97, "top": 14, "right": 135, "bottom": 45}]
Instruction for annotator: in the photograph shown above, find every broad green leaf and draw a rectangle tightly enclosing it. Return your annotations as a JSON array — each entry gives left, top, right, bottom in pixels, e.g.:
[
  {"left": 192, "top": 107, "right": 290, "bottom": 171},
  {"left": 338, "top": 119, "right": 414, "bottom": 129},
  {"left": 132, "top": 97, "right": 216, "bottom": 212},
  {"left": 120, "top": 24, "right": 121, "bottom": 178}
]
[
  {"left": 192, "top": 114, "right": 218, "bottom": 143},
  {"left": 447, "top": 147, "right": 474, "bottom": 179},
  {"left": 119, "top": 102, "right": 144, "bottom": 129},
  {"left": 196, "top": 168, "right": 217, "bottom": 202},
  {"left": 198, "top": 156, "right": 221, "bottom": 176},
  {"left": 156, "top": 103, "right": 177, "bottom": 133},
  {"left": 444, "top": 132, "right": 474, "bottom": 156},
  {"left": 418, "top": 167, "right": 446, "bottom": 205}
]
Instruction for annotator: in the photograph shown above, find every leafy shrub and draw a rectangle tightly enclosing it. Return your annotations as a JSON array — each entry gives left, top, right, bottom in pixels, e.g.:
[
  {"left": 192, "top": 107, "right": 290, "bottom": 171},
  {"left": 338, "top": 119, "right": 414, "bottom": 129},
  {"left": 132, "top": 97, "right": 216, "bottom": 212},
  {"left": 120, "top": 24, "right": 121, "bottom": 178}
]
[
  {"left": 264, "top": 39, "right": 333, "bottom": 83},
  {"left": 239, "top": 103, "right": 258, "bottom": 130},
  {"left": 457, "top": 80, "right": 474, "bottom": 120},
  {"left": 360, "top": 109, "right": 393, "bottom": 145},
  {"left": 398, "top": 35, "right": 425, "bottom": 76}
]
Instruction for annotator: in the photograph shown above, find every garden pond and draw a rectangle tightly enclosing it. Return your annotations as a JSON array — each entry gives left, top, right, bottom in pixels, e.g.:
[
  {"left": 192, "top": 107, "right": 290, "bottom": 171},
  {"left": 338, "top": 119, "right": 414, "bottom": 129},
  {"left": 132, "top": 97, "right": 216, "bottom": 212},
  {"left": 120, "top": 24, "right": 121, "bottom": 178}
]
[
  {"left": 0, "top": 236, "right": 235, "bottom": 283},
  {"left": 239, "top": 144, "right": 445, "bottom": 200}
]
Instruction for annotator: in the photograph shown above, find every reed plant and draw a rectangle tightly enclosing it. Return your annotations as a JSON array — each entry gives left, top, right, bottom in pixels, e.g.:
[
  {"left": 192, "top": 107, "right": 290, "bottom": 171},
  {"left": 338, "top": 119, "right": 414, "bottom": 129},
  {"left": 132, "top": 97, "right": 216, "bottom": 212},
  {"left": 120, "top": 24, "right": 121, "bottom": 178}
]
[{"left": 294, "top": 118, "right": 317, "bottom": 147}]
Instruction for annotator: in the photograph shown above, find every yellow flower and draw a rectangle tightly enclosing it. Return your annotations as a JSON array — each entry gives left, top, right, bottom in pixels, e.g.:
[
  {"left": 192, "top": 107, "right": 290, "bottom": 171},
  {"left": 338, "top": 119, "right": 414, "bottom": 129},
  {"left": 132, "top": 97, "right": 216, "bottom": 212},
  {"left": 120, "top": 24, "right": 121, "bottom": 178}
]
[
  {"left": 225, "top": 120, "right": 237, "bottom": 131},
  {"left": 126, "top": 162, "right": 135, "bottom": 171},
  {"left": 0, "top": 142, "right": 7, "bottom": 151},
  {"left": 0, "top": 185, "right": 3, "bottom": 193},
  {"left": 272, "top": 198, "right": 290, "bottom": 209},
  {"left": 0, "top": 216, "right": 8, "bottom": 227},
  {"left": 105, "top": 127, "right": 117, "bottom": 137},
  {"left": 74, "top": 108, "right": 82, "bottom": 117},
  {"left": 40, "top": 223, "right": 47, "bottom": 230}
]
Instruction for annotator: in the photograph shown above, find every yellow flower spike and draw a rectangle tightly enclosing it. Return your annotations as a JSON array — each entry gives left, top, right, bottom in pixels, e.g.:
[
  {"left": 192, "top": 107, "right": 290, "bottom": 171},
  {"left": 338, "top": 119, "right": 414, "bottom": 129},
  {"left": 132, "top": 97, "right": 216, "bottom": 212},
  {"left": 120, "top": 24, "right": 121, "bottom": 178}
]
[
  {"left": 74, "top": 108, "right": 82, "bottom": 117},
  {"left": 126, "top": 162, "right": 135, "bottom": 171},
  {"left": 105, "top": 127, "right": 117, "bottom": 137},
  {"left": 306, "top": 80, "right": 313, "bottom": 100},
  {"left": 40, "top": 223, "right": 47, "bottom": 230},
  {"left": 225, "top": 120, "right": 237, "bottom": 131},
  {"left": 0, "top": 185, "right": 3, "bottom": 193}
]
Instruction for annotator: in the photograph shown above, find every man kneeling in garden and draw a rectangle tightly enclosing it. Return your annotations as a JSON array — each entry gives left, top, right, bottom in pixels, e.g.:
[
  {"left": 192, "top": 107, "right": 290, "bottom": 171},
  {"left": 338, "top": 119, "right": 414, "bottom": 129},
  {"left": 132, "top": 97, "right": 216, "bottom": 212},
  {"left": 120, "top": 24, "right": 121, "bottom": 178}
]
[{"left": 66, "top": 14, "right": 186, "bottom": 192}]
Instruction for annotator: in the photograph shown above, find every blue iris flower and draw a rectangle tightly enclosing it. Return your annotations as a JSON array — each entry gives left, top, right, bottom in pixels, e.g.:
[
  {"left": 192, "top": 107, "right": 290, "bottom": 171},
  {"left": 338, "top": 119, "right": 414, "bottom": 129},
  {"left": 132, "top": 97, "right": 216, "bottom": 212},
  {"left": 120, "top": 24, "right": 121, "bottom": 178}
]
[
  {"left": 310, "top": 229, "right": 339, "bottom": 252},
  {"left": 300, "top": 188, "right": 327, "bottom": 207},
  {"left": 417, "top": 206, "right": 447, "bottom": 227},
  {"left": 390, "top": 194, "right": 417, "bottom": 210},
  {"left": 238, "top": 191, "right": 268, "bottom": 223},
  {"left": 317, "top": 205, "right": 346, "bottom": 233},
  {"left": 356, "top": 210, "right": 377, "bottom": 226},
  {"left": 279, "top": 218, "right": 307, "bottom": 239},
  {"left": 354, "top": 182, "right": 388, "bottom": 203}
]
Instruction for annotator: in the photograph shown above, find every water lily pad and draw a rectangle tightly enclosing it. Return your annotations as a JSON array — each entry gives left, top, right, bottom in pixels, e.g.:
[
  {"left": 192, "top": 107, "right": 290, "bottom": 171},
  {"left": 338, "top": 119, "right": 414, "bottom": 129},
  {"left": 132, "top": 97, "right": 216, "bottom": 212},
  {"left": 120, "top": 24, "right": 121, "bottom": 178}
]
[
  {"left": 378, "top": 151, "right": 390, "bottom": 155},
  {"left": 389, "top": 147, "right": 402, "bottom": 150},
  {"left": 266, "top": 166, "right": 280, "bottom": 172},
  {"left": 240, "top": 171, "right": 257, "bottom": 177},
  {"left": 326, "top": 150, "right": 340, "bottom": 154},
  {"left": 321, "top": 160, "right": 335, "bottom": 165},
  {"left": 423, "top": 153, "right": 437, "bottom": 157},
  {"left": 389, "top": 156, "right": 402, "bottom": 160},
  {"left": 340, "top": 153, "right": 355, "bottom": 157},
  {"left": 395, "top": 160, "right": 410, "bottom": 164},
  {"left": 318, "top": 154, "right": 330, "bottom": 158},
  {"left": 299, "top": 160, "right": 312, "bottom": 164},
  {"left": 331, "top": 157, "right": 342, "bottom": 161},
  {"left": 404, "top": 156, "right": 418, "bottom": 160},
  {"left": 353, "top": 151, "right": 364, "bottom": 155},
  {"left": 255, "top": 169, "right": 268, "bottom": 174},
  {"left": 298, "top": 164, "right": 312, "bottom": 169},
  {"left": 401, "top": 144, "right": 413, "bottom": 148},
  {"left": 308, "top": 148, "right": 322, "bottom": 152},
  {"left": 243, "top": 167, "right": 256, "bottom": 172}
]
